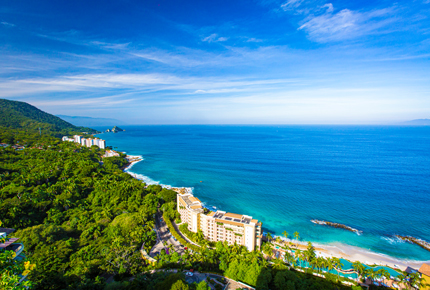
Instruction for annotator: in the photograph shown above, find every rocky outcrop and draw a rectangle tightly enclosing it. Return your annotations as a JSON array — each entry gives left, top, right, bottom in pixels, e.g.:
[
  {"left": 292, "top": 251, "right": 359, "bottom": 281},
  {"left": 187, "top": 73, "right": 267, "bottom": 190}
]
[
  {"left": 106, "top": 126, "right": 124, "bottom": 133},
  {"left": 395, "top": 235, "right": 430, "bottom": 252},
  {"left": 311, "top": 219, "right": 362, "bottom": 235}
]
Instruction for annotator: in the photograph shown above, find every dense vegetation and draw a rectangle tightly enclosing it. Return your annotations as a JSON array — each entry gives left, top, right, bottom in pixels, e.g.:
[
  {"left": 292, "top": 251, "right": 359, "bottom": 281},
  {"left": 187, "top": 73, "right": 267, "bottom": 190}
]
[
  {"left": 0, "top": 140, "right": 161, "bottom": 289},
  {"left": 0, "top": 99, "right": 97, "bottom": 141}
]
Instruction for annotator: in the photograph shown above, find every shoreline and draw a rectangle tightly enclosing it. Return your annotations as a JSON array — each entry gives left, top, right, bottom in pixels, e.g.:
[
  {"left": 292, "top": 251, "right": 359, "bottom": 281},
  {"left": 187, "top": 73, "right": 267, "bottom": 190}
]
[
  {"left": 279, "top": 238, "right": 430, "bottom": 271},
  {"left": 120, "top": 152, "right": 430, "bottom": 271}
]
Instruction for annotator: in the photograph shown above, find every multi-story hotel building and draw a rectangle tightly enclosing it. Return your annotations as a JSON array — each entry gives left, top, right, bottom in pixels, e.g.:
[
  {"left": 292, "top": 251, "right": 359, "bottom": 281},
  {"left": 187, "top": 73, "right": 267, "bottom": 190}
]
[
  {"left": 177, "top": 192, "right": 262, "bottom": 251},
  {"left": 63, "top": 136, "right": 106, "bottom": 150},
  {"left": 73, "top": 135, "right": 82, "bottom": 144}
]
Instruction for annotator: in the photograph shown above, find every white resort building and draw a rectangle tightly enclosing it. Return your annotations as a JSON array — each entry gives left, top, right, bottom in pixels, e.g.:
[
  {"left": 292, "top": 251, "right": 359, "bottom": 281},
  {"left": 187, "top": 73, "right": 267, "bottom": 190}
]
[
  {"left": 62, "top": 135, "right": 106, "bottom": 149},
  {"left": 177, "top": 192, "right": 262, "bottom": 251}
]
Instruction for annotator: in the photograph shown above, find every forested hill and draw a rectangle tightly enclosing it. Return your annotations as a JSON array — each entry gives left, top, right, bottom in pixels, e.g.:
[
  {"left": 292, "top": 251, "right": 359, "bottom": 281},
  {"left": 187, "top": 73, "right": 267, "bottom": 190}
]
[
  {"left": 0, "top": 98, "right": 97, "bottom": 135},
  {"left": 0, "top": 140, "right": 167, "bottom": 289}
]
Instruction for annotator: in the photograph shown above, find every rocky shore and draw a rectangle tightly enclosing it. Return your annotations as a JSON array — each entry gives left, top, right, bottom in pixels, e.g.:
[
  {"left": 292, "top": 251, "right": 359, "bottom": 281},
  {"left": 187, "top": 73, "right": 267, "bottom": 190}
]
[
  {"left": 311, "top": 219, "right": 362, "bottom": 235},
  {"left": 395, "top": 235, "right": 430, "bottom": 252},
  {"left": 126, "top": 155, "right": 143, "bottom": 163}
]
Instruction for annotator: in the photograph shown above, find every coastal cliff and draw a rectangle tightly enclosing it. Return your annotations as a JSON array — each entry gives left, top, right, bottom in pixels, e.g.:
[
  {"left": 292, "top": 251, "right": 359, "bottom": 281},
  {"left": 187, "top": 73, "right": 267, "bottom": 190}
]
[{"left": 311, "top": 219, "right": 362, "bottom": 235}]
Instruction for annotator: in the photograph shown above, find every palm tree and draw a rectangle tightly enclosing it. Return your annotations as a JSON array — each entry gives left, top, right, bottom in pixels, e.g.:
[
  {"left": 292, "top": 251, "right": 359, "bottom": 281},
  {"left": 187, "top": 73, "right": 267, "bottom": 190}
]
[
  {"left": 300, "top": 251, "right": 308, "bottom": 269},
  {"left": 272, "top": 258, "right": 287, "bottom": 270},
  {"left": 332, "top": 257, "right": 343, "bottom": 281},
  {"left": 376, "top": 268, "right": 391, "bottom": 285},
  {"left": 316, "top": 257, "right": 325, "bottom": 274},
  {"left": 365, "top": 267, "right": 376, "bottom": 285},
  {"left": 284, "top": 251, "right": 295, "bottom": 267},
  {"left": 282, "top": 231, "right": 289, "bottom": 241},
  {"left": 266, "top": 232, "right": 272, "bottom": 242},
  {"left": 326, "top": 257, "right": 334, "bottom": 275},
  {"left": 262, "top": 242, "right": 273, "bottom": 258},
  {"left": 294, "top": 248, "right": 302, "bottom": 267},
  {"left": 408, "top": 271, "right": 424, "bottom": 289},
  {"left": 293, "top": 231, "right": 300, "bottom": 249},
  {"left": 309, "top": 258, "right": 317, "bottom": 272},
  {"left": 352, "top": 261, "right": 365, "bottom": 282},
  {"left": 397, "top": 271, "right": 408, "bottom": 289}
]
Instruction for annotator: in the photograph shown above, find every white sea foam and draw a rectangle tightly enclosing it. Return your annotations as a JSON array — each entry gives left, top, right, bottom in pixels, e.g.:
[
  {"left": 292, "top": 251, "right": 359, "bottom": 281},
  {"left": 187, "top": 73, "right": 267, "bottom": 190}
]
[
  {"left": 122, "top": 152, "right": 193, "bottom": 193},
  {"left": 124, "top": 155, "right": 144, "bottom": 171},
  {"left": 128, "top": 172, "right": 160, "bottom": 185},
  {"left": 381, "top": 236, "right": 405, "bottom": 245}
]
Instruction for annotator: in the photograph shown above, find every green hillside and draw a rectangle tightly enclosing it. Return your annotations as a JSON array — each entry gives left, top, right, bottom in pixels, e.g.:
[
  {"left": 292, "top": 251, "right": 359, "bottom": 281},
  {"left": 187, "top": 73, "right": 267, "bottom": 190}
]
[{"left": 0, "top": 98, "right": 97, "bottom": 137}]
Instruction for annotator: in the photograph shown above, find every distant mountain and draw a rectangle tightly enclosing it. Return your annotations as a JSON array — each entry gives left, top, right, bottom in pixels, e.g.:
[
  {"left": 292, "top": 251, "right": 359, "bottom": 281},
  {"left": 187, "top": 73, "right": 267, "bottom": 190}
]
[
  {"left": 0, "top": 98, "right": 97, "bottom": 134},
  {"left": 403, "top": 119, "right": 430, "bottom": 125},
  {"left": 57, "top": 115, "right": 125, "bottom": 127}
]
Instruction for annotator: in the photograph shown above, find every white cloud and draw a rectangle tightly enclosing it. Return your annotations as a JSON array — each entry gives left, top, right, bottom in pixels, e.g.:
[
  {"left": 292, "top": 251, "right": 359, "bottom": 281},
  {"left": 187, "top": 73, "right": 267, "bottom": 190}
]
[
  {"left": 298, "top": 6, "right": 395, "bottom": 42},
  {"left": 202, "top": 33, "right": 218, "bottom": 42},
  {"left": 246, "top": 37, "right": 263, "bottom": 42},
  {"left": 0, "top": 73, "right": 298, "bottom": 100},
  {"left": 30, "top": 95, "right": 135, "bottom": 107},
  {"left": 1, "top": 21, "right": 15, "bottom": 27},
  {"left": 281, "top": 0, "right": 304, "bottom": 11},
  {"left": 202, "top": 33, "right": 229, "bottom": 43},
  {"left": 322, "top": 3, "right": 334, "bottom": 13}
]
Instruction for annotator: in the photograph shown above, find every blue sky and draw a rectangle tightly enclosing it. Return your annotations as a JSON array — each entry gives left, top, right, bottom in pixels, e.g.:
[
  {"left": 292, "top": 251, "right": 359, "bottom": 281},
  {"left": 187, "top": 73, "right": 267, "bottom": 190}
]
[{"left": 1, "top": 0, "right": 429, "bottom": 124}]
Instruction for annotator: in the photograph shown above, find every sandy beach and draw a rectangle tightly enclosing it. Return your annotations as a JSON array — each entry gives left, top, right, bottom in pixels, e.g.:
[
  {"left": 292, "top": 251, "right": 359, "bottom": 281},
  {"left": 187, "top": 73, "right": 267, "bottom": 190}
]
[{"left": 277, "top": 238, "right": 429, "bottom": 271}]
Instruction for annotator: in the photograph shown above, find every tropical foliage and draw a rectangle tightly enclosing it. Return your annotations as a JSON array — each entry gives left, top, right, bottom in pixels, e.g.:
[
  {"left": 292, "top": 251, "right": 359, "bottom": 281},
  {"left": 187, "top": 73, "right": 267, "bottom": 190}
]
[
  {"left": 0, "top": 139, "right": 158, "bottom": 289},
  {"left": 0, "top": 98, "right": 97, "bottom": 137}
]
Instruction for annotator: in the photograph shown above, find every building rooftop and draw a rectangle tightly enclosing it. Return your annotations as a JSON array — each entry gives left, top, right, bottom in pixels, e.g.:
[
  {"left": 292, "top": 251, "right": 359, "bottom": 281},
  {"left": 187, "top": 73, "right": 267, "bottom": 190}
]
[
  {"left": 179, "top": 194, "right": 203, "bottom": 212},
  {"left": 225, "top": 213, "right": 243, "bottom": 219},
  {"left": 419, "top": 263, "right": 430, "bottom": 277},
  {"left": 212, "top": 211, "right": 257, "bottom": 225},
  {"left": 189, "top": 196, "right": 201, "bottom": 203}
]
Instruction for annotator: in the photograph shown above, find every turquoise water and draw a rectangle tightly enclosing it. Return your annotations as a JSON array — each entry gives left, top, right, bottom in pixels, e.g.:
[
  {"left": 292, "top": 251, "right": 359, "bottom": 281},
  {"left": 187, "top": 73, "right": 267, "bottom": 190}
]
[
  {"left": 95, "top": 125, "right": 430, "bottom": 261},
  {"left": 294, "top": 258, "right": 400, "bottom": 279}
]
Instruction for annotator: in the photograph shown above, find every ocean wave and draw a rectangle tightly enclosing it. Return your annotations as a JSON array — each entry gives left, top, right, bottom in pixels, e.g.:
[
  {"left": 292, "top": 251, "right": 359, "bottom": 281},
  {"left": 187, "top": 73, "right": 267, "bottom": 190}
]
[
  {"left": 381, "top": 236, "right": 405, "bottom": 245},
  {"left": 122, "top": 153, "right": 194, "bottom": 194},
  {"left": 127, "top": 172, "right": 160, "bottom": 185},
  {"left": 124, "top": 155, "right": 144, "bottom": 171},
  {"left": 128, "top": 170, "right": 194, "bottom": 193}
]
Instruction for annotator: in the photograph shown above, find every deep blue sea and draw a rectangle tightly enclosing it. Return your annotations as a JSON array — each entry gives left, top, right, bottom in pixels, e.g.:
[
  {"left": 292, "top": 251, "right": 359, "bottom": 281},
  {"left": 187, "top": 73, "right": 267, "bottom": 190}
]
[{"left": 96, "top": 126, "right": 430, "bottom": 261}]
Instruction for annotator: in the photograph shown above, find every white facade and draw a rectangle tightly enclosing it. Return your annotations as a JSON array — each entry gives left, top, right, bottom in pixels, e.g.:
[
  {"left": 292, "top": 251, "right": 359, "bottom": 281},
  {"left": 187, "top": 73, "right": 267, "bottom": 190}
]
[
  {"left": 177, "top": 192, "right": 262, "bottom": 251},
  {"left": 99, "top": 139, "right": 106, "bottom": 149},
  {"left": 63, "top": 135, "right": 107, "bottom": 150},
  {"left": 73, "top": 135, "right": 82, "bottom": 144}
]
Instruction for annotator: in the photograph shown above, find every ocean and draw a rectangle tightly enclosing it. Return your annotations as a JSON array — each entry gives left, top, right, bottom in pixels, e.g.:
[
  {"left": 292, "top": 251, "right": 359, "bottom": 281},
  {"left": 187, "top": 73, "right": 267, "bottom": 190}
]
[{"left": 95, "top": 125, "right": 430, "bottom": 261}]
